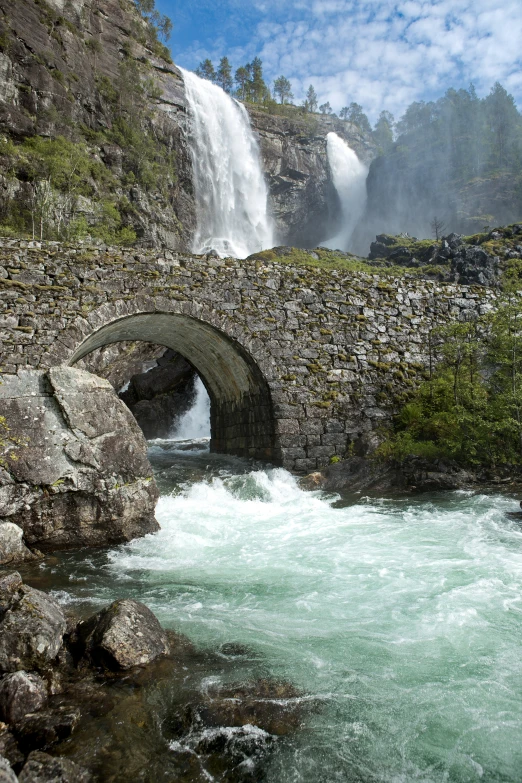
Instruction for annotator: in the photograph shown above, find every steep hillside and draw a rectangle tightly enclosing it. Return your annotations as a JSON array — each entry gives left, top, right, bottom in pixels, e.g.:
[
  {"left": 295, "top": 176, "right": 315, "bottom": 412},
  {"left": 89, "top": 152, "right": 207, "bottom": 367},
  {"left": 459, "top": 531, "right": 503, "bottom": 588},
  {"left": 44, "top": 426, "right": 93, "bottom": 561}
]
[{"left": 0, "top": 0, "right": 195, "bottom": 248}]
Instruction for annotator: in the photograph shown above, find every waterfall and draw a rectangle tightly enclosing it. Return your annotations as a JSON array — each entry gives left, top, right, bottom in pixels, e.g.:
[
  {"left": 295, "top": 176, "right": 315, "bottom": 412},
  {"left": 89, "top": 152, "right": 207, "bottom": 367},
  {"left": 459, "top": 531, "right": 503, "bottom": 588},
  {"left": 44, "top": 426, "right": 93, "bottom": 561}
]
[
  {"left": 180, "top": 68, "right": 274, "bottom": 259},
  {"left": 171, "top": 377, "right": 210, "bottom": 440},
  {"left": 323, "top": 132, "right": 368, "bottom": 252}
]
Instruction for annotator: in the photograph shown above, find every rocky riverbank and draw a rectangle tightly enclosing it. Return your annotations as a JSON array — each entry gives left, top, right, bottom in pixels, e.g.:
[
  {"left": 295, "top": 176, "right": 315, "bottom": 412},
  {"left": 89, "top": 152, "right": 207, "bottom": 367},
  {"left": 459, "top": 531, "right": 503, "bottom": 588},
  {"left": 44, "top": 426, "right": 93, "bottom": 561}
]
[
  {"left": 303, "top": 454, "right": 522, "bottom": 494},
  {"left": 0, "top": 572, "right": 310, "bottom": 783}
]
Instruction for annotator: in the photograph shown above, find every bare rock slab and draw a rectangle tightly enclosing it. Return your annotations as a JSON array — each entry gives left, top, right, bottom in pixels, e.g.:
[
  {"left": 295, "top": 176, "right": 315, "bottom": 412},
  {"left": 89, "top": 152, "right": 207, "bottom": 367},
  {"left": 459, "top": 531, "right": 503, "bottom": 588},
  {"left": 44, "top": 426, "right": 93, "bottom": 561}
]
[{"left": 77, "top": 599, "right": 170, "bottom": 670}]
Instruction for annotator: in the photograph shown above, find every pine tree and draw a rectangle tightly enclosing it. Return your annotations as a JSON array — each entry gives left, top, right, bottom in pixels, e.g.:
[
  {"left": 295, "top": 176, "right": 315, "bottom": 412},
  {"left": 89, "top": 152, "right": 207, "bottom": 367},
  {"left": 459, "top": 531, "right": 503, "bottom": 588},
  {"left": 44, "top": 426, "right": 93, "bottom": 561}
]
[
  {"left": 304, "top": 85, "right": 318, "bottom": 113},
  {"left": 250, "top": 57, "right": 268, "bottom": 103},
  {"left": 373, "top": 110, "right": 395, "bottom": 151},
  {"left": 273, "top": 76, "right": 293, "bottom": 104},
  {"left": 319, "top": 102, "right": 332, "bottom": 115},
  {"left": 196, "top": 59, "right": 216, "bottom": 82},
  {"left": 235, "top": 66, "right": 250, "bottom": 100},
  {"left": 217, "top": 57, "right": 233, "bottom": 93}
]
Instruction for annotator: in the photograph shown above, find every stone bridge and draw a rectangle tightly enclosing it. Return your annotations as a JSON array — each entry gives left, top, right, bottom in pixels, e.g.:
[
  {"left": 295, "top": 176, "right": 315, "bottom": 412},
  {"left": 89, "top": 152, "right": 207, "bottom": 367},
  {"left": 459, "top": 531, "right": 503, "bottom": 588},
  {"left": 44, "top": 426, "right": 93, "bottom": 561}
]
[{"left": 0, "top": 240, "right": 495, "bottom": 472}]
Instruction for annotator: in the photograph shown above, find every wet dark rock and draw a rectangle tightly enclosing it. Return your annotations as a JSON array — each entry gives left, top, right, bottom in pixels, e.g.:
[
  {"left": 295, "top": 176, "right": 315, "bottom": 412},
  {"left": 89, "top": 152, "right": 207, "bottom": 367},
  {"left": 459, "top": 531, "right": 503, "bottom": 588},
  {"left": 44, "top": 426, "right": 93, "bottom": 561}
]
[
  {"left": 0, "top": 525, "right": 37, "bottom": 567},
  {"left": 218, "top": 643, "right": 255, "bottom": 658},
  {"left": 304, "top": 455, "right": 476, "bottom": 493},
  {"left": 0, "top": 728, "right": 23, "bottom": 773},
  {"left": 0, "top": 673, "right": 47, "bottom": 726},
  {"left": 0, "top": 756, "right": 17, "bottom": 783},
  {"left": 19, "top": 751, "right": 90, "bottom": 783},
  {"left": 302, "top": 456, "right": 399, "bottom": 493},
  {"left": 180, "top": 680, "right": 305, "bottom": 738},
  {"left": 15, "top": 707, "right": 81, "bottom": 754},
  {"left": 0, "top": 368, "right": 159, "bottom": 551},
  {"left": 0, "top": 583, "right": 66, "bottom": 674},
  {"left": 120, "top": 351, "right": 196, "bottom": 439},
  {"left": 76, "top": 599, "right": 170, "bottom": 671}
]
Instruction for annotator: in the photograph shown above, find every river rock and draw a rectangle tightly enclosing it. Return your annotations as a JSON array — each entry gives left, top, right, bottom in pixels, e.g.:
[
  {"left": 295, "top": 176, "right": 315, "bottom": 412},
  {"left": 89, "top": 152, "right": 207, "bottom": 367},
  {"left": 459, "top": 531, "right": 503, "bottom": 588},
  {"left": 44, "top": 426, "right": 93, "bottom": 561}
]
[
  {"left": 77, "top": 599, "right": 170, "bottom": 670},
  {"left": 0, "top": 757, "right": 17, "bottom": 783},
  {"left": 0, "top": 574, "right": 22, "bottom": 617},
  {"left": 0, "top": 368, "right": 159, "bottom": 550},
  {"left": 0, "top": 581, "right": 66, "bottom": 673},
  {"left": 15, "top": 708, "right": 80, "bottom": 754},
  {"left": 0, "top": 673, "right": 47, "bottom": 726},
  {"left": 0, "top": 524, "right": 36, "bottom": 567},
  {"left": 19, "top": 751, "right": 90, "bottom": 783},
  {"left": 0, "top": 725, "right": 23, "bottom": 771}
]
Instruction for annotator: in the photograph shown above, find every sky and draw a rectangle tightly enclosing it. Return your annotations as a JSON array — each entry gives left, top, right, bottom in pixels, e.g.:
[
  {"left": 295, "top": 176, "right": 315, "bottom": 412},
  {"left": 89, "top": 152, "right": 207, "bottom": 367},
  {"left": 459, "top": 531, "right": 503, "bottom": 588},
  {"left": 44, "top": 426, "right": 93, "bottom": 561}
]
[{"left": 154, "top": 0, "right": 522, "bottom": 123}]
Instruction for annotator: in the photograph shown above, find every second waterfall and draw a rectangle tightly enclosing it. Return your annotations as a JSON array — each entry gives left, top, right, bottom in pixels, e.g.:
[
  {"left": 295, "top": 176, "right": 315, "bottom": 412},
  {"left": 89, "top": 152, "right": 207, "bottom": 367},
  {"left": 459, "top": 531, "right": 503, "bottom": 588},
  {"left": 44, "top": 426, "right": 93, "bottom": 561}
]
[{"left": 181, "top": 68, "right": 274, "bottom": 259}]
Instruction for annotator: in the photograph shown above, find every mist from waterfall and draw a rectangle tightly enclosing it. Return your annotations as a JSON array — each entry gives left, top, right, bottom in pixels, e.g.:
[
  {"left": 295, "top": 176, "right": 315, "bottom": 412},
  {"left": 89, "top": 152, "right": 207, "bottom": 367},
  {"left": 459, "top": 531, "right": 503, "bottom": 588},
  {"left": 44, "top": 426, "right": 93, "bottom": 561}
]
[
  {"left": 180, "top": 68, "right": 274, "bottom": 259},
  {"left": 323, "top": 132, "right": 368, "bottom": 252}
]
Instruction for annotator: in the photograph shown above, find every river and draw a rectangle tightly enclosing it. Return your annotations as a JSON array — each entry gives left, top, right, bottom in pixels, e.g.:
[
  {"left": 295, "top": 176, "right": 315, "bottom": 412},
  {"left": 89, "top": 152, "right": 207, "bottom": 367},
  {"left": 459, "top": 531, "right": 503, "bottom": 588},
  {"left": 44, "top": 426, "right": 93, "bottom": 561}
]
[{"left": 25, "top": 436, "right": 522, "bottom": 782}]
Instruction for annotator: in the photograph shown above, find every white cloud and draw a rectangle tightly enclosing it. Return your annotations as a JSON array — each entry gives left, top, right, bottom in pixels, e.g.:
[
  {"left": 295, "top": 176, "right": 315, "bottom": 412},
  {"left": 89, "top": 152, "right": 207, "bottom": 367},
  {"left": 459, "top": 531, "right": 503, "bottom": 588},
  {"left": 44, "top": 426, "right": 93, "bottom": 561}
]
[{"left": 174, "top": 0, "right": 522, "bottom": 122}]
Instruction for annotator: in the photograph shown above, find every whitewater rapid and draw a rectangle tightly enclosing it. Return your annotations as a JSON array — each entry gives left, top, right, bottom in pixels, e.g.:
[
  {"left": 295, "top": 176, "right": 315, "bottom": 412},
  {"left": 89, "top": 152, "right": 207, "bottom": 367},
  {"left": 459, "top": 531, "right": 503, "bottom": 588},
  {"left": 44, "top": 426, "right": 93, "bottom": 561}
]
[
  {"left": 181, "top": 68, "right": 274, "bottom": 259},
  {"left": 324, "top": 131, "right": 368, "bottom": 252},
  {"left": 47, "top": 438, "right": 522, "bottom": 782}
]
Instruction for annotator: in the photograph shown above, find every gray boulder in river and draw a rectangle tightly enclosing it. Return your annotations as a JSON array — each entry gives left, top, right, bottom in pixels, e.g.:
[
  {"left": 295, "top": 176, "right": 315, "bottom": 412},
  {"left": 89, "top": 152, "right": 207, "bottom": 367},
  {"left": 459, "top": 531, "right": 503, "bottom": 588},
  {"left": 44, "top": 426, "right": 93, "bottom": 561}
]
[
  {"left": 0, "top": 573, "right": 66, "bottom": 673},
  {"left": 76, "top": 599, "right": 170, "bottom": 670},
  {"left": 0, "top": 367, "right": 159, "bottom": 551}
]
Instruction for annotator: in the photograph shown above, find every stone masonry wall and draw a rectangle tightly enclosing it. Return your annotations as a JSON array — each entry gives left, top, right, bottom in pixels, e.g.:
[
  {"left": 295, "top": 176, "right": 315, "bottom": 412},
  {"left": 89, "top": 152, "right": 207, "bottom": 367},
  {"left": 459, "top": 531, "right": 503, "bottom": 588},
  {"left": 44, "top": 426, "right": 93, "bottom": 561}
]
[{"left": 0, "top": 240, "right": 496, "bottom": 471}]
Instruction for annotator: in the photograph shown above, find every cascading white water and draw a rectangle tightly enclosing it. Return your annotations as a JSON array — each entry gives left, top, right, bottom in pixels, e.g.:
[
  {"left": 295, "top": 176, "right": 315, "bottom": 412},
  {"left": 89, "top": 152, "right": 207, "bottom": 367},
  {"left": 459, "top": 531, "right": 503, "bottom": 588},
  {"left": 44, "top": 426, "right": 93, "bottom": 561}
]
[
  {"left": 181, "top": 68, "right": 274, "bottom": 259},
  {"left": 170, "top": 376, "right": 210, "bottom": 440},
  {"left": 324, "top": 131, "right": 368, "bottom": 251}
]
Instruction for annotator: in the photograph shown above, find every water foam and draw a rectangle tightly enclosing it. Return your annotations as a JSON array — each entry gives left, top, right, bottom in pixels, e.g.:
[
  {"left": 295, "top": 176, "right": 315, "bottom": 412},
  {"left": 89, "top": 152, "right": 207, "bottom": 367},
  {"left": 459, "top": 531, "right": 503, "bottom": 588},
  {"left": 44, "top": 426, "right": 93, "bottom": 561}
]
[
  {"left": 323, "top": 131, "right": 368, "bottom": 251},
  {"left": 181, "top": 68, "right": 274, "bottom": 259}
]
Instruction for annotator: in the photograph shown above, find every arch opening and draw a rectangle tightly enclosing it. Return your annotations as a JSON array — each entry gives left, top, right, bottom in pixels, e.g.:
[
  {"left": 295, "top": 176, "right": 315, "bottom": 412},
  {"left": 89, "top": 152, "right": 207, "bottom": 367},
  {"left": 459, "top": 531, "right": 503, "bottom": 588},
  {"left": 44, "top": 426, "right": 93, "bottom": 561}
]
[{"left": 68, "top": 312, "right": 278, "bottom": 462}]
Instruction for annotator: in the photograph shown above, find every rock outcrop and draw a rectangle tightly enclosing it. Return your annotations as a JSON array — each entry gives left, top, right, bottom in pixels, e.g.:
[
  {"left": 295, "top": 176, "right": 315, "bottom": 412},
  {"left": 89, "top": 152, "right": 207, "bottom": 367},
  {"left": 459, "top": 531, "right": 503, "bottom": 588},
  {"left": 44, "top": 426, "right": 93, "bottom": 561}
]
[
  {"left": 249, "top": 108, "right": 376, "bottom": 247},
  {"left": 0, "top": 367, "right": 159, "bottom": 550}
]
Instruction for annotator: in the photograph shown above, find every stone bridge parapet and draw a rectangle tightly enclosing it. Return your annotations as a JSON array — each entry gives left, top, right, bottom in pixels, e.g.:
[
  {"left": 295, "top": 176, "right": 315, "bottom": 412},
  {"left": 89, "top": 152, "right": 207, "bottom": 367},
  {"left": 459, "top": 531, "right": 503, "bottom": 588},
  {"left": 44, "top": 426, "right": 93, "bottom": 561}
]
[{"left": 0, "top": 240, "right": 496, "bottom": 471}]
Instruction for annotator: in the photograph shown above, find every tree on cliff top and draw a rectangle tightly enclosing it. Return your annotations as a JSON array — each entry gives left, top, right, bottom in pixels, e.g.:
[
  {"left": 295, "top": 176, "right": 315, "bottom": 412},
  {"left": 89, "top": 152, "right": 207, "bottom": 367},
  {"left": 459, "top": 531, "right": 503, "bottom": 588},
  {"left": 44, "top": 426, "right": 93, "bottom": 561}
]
[
  {"left": 217, "top": 57, "right": 233, "bottom": 93},
  {"left": 273, "top": 76, "right": 293, "bottom": 104},
  {"left": 196, "top": 59, "right": 216, "bottom": 82},
  {"left": 303, "top": 85, "right": 318, "bottom": 113}
]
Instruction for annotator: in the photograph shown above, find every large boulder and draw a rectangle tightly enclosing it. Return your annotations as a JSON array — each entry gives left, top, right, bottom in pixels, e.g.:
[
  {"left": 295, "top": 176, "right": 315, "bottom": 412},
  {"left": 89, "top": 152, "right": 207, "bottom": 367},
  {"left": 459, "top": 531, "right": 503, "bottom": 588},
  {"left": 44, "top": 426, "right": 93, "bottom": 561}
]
[
  {"left": 0, "top": 368, "right": 159, "bottom": 550},
  {"left": 19, "top": 751, "right": 90, "bottom": 783},
  {"left": 0, "top": 524, "right": 37, "bottom": 567},
  {"left": 0, "top": 576, "right": 66, "bottom": 673},
  {"left": 0, "top": 672, "right": 47, "bottom": 726},
  {"left": 77, "top": 599, "right": 170, "bottom": 671}
]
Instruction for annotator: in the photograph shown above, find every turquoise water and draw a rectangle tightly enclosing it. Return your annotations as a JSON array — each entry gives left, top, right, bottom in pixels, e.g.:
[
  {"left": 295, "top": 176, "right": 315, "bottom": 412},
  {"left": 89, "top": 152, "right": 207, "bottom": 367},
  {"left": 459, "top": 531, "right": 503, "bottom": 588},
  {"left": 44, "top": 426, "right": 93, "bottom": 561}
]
[{"left": 45, "top": 441, "right": 522, "bottom": 782}]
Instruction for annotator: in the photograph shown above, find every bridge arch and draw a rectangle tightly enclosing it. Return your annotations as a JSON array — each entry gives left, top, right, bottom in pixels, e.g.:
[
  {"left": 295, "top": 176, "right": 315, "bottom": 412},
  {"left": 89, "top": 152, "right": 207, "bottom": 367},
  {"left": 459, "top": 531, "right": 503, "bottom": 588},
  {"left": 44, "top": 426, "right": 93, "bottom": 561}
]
[{"left": 66, "top": 310, "right": 278, "bottom": 463}]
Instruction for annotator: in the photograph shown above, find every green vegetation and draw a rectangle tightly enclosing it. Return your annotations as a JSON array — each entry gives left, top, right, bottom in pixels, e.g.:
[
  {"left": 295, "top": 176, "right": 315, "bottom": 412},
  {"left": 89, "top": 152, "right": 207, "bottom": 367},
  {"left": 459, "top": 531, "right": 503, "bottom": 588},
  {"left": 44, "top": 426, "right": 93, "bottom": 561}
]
[
  {"left": 0, "top": 13, "right": 177, "bottom": 245},
  {"left": 379, "top": 294, "right": 522, "bottom": 467}
]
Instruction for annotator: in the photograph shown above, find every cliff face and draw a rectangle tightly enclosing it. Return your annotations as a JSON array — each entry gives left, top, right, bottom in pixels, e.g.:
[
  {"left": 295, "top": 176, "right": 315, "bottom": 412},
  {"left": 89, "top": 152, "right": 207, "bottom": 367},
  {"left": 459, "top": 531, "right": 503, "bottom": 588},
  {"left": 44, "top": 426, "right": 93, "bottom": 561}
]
[
  {"left": 249, "top": 108, "right": 376, "bottom": 248},
  {"left": 0, "top": 0, "right": 195, "bottom": 249}
]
